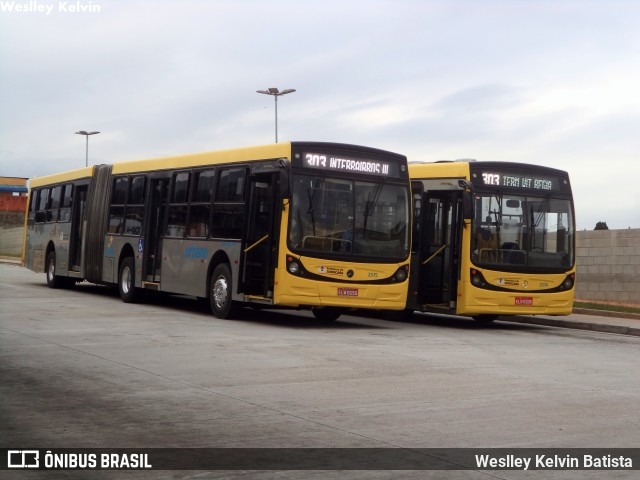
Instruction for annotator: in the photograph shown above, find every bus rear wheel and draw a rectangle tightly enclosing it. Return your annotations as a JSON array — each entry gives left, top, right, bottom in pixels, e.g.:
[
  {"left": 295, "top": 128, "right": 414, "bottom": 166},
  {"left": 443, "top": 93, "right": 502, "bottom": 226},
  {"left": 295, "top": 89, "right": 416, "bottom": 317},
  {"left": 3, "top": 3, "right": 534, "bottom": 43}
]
[
  {"left": 46, "top": 251, "right": 63, "bottom": 289},
  {"left": 118, "top": 257, "right": 141, "bottom": 303},
  {"left": 210, "top": 263, "right": 237, "bottom": 319}
]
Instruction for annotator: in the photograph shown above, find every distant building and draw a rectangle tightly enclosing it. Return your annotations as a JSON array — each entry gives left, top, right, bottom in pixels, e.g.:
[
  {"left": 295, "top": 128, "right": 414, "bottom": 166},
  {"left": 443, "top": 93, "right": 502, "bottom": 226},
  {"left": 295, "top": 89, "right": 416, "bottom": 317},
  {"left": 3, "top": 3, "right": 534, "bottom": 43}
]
[
  {"left": 0, "top": 176, "right": 28, "bottom": 190},
  {"left": 0, "top": 176, "right": 28, "bottom": 196},
  {"left": 1, "top": 176, "right": 29, "bottom": 227}
]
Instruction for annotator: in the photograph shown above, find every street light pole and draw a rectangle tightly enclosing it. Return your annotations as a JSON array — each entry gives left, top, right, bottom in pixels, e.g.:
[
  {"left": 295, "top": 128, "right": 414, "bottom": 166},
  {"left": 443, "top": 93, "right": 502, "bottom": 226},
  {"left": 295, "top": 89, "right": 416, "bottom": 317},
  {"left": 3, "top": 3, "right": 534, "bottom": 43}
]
[
  {"left": 75, "top": 130, "right": 100, "bottom": 167},
  {"left": 256, "top": 87, "right": 296, "bottom": 142}
]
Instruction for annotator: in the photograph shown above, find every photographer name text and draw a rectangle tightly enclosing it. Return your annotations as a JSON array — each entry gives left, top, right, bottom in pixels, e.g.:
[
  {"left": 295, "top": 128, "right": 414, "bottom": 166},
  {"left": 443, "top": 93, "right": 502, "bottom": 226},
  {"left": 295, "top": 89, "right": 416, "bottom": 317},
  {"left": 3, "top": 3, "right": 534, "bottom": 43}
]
[
  {"left": 476, "top": 454, "right": 633, "bottom": 470},
  {"left": 0, "top": 1, "right": 101, "bottom": 14}
]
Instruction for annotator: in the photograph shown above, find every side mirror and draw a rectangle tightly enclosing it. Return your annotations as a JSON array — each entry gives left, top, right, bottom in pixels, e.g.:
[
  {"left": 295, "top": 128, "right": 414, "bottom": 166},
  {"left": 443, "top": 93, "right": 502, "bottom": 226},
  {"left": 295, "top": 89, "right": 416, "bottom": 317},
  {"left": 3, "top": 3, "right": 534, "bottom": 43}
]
[
  {"left": 458, "top": 179, "right": 474, "bottom": 220},
  {"left": 278, "top": 159, "right": 291, "bottom": 199}
]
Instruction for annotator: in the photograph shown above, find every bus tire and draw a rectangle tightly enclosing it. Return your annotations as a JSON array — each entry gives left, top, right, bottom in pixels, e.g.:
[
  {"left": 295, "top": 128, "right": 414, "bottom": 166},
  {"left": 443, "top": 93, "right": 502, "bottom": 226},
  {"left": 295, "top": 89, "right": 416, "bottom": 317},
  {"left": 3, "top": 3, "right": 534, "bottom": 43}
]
[
  {"left": 209, "top": 263, "right": 237, "bottom": 319},
  {"left": 312, "top": 307, "right": 341, "bottom": 322},
  {"left": 46, "top": 251, "right": 64, "bottom": 289},
  {"left": 389, "top": 308, "right": 414, "bottom": 322},
  {"left": 473, "top": 314, "right": 498, "bottom": 323},
  {"left": 118, "top": 256, "right": 141, "bottom": 303}
]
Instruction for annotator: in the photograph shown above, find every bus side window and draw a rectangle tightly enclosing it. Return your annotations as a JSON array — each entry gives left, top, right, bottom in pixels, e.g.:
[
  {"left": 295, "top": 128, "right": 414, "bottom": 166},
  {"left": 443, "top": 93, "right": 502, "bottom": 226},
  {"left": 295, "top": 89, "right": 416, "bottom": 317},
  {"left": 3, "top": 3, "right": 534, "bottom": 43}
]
[
  {"left": 36, "top": 188, "right": 49, "bottom": 223},
  {"left": 47, "top": 186, "right": 62, "bottom": 223},
  {"left": 59, "top": 184, "right": 73, "bottom": 223},
  {"left": 109, "top": 177, "right": 129, "bottom": 234},
  {"left": 29, "top": 189, "right": 40, "bottom": 223},
  {"left": 166, "top": 172, "right": 190, "bottom": 238},
  {"left": 124, "top": 175, "right": 146, "bottom": 236},
  {"left": 212, "top": 168, "right": 246, "bottom": 239},
  {"left": 188, "top": 170, "right": 214, "bottom": 238}
]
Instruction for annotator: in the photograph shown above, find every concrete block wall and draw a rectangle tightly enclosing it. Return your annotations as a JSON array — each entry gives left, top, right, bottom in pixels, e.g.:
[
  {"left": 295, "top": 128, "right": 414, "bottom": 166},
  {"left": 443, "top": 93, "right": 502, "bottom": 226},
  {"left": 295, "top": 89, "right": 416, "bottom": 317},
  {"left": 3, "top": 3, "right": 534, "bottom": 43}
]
[
  {"left": 575, "top": 228, "right": 640, "bottom": 306},
  {"left": 0, "top": 226, "right": 24, "bottom": 257},
  {"left": 0, "top": 194, "right": 26, "bottom": 257}
]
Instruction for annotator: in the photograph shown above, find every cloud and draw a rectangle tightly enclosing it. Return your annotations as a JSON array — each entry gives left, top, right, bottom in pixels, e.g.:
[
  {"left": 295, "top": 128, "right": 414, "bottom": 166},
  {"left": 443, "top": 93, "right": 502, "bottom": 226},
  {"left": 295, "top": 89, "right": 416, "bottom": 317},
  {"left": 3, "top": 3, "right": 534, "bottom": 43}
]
[
  {"left": 1, "top": 0, "right": 639, "bottom": 229},
  {"left": 432, "top": 84, "right": 524, "bottom": 113}
]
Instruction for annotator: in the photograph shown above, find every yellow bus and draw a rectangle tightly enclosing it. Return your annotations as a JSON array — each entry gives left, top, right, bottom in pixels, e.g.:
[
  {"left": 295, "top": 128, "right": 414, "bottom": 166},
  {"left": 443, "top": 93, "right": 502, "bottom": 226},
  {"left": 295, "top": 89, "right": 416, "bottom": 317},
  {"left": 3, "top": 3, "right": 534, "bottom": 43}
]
[
  {"left": 24, "top": 142, "right": 411, "bottom": 321},
  {"left": 407, "top": 160, "right": 575, "bottom": 321}
]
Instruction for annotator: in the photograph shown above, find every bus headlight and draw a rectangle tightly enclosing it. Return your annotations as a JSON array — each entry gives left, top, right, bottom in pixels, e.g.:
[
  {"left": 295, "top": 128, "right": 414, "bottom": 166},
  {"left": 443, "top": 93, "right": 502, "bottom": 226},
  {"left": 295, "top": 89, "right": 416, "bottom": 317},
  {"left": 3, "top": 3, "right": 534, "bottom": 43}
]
[
  {"left": 393, "top": 265, "right": 409, "bottom": 282},
  {"left": 562, "top": 274, "right": 575, "bottom": 290},
  {"left": 470, "top": 269, "right": 484, "bottom": 287},
  {"left": 287, "top": 256, "right": 302, "bottom": 275},
  {"left": 288, "top": 261, "right": 300, "bottom": 275}
]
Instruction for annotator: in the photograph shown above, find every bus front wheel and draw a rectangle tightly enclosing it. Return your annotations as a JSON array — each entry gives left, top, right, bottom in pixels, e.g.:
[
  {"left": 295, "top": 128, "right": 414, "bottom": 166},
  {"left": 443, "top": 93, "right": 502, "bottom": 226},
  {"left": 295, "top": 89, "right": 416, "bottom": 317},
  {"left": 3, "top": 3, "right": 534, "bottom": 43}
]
[
  {"left": 210, "top": 263, "right": 237, "bottom": 319},
  {"left": 118, "top": 257, "right": 141, "bottom": 303},
  {"left": 472, "top": 314, "right": 498, "bottom": 323},
  {"left": 312, "top": 307, "right": 342, "bottom": 322}
]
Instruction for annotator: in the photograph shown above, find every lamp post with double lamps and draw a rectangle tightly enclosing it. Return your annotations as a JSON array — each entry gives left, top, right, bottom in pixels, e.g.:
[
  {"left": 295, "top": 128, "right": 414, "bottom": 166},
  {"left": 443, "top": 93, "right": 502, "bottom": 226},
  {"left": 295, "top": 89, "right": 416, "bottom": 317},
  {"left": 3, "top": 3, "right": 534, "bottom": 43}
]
[
  {"left": 256, "top": 88, "right": 296, "bottom": 142},
  {"left": 75, "top": 130, "right": 100, "bottom": 167}
]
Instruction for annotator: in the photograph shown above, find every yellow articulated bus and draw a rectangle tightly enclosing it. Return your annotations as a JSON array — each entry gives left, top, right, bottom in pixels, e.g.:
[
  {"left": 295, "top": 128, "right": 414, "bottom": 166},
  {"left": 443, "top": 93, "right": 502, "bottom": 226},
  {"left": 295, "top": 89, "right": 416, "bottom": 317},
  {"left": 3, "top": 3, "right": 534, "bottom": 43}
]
[
  {"left": 407, "top": 160, "right": 575, "bottom": 321},
  {"left": 24, "top": 142, "right": 411, "bottom": 321}
]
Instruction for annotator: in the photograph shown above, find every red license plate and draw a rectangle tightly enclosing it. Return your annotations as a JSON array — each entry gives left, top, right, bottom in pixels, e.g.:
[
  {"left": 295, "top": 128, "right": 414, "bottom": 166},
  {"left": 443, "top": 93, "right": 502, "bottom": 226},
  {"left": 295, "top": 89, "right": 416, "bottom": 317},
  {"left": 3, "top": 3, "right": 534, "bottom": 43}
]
[
  {"left": 337, "top": 287, "right": 359, "bottom": 297},
  {"left": 515, "top": 297, "right": 533, "bottom": 305}
]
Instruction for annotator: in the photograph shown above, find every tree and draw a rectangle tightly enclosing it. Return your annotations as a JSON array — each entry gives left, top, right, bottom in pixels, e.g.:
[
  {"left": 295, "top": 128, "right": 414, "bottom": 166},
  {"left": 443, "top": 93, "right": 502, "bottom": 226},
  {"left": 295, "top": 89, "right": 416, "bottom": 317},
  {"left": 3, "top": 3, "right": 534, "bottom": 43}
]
[{"left": 594, "top": 221, "right": 609, "bottom": 230}]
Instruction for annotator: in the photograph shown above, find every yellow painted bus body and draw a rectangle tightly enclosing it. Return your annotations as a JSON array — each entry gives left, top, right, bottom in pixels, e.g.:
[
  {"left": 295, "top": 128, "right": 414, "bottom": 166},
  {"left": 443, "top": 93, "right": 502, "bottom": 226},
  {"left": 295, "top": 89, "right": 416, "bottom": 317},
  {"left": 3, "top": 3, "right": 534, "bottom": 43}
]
[
  {"left": 24, "top": 142, "right": 411, "bottom": 317},
  {"left": 408, "top": 161, "right": 575, "bottom": 318}
]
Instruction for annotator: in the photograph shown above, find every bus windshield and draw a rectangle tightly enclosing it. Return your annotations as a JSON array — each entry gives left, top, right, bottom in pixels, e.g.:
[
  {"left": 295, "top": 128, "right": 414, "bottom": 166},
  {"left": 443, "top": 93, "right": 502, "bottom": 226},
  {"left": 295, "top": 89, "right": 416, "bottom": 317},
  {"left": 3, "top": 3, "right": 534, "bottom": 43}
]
[
  {"left": 471, "top": 192, "right": 574, "bottom": 271},
  {"left": 288, "top": 173, "right": 410, "bottom": 261}
]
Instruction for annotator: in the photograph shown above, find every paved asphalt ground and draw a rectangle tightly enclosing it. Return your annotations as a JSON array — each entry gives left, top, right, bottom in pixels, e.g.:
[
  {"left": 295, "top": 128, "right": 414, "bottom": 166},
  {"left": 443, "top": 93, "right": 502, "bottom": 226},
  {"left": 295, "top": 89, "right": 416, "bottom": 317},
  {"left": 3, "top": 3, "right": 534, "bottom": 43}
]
[{"left": 1, "top": 262, "right": 639, "bottom": 480}]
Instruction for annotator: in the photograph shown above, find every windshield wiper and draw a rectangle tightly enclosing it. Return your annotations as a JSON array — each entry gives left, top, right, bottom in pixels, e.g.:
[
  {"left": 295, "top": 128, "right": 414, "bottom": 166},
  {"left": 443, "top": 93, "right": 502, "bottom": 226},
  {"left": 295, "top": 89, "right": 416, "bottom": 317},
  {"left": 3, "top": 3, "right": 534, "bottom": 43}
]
[
  {"left": 491, "top": 195, "right": 502, "bottom": 250},
  {"left": 363, "top": 180, "right": 384, "bottom": 238},
  {"left": 534, "top": 195, "right": 551, "bottom": 228},
  {"left": 528, "top": 194, "right": 551, "bottom": 251},
  {"left": 306, "top": 177, "right": 325, "bottom": 236}
]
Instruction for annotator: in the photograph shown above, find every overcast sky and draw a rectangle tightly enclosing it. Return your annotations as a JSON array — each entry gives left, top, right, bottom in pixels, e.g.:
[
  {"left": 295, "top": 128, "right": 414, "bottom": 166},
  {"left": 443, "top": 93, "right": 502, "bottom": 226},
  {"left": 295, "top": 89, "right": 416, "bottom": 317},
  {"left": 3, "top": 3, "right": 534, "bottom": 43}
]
[{"left": 1, "top": 0, "right": 638, "bottom": 230}]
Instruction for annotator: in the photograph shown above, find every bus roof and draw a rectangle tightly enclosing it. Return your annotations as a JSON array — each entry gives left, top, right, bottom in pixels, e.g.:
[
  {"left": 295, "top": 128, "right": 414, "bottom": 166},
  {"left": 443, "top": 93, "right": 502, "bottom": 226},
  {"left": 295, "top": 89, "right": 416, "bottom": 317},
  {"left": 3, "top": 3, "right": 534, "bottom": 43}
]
[
  {"left": 26, "top": 143, "right": 292, "bottom": 189},
  {"left": 112, "top": 142, "right": 293, "bottom": 175},
  {"left": 28, "top": 141, "right": 407, "bottom": 187},
  {"left": 409, "top": 160, "right": 570, "bottom": 179},
  {"left": 29, "top": 166, "right": 95, "bottom": 188}
]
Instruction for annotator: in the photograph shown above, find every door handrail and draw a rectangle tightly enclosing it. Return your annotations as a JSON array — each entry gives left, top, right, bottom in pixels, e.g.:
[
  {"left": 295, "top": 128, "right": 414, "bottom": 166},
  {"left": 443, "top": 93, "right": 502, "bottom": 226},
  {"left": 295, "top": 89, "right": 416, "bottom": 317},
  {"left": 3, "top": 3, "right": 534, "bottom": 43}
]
[
  {"left": 422, "top": 244, "right": 446, "bottom": 265},
  {"left": 244, "top": 234, "right": 269, "bottom": 253}
]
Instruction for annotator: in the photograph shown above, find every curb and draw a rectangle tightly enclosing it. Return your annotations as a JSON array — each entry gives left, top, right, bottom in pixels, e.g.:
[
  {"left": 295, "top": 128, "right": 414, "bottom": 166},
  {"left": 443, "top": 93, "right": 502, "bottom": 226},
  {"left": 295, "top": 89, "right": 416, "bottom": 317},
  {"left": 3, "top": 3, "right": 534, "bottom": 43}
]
[
  {"left": 572, "top": 307, "right": 640, "bottom": 321},
  {"left": 0, "top": 257, "right": 21, "bottom": 266},
  {"left": 499, "top": 316, "right": 640, "bottom": 337}
]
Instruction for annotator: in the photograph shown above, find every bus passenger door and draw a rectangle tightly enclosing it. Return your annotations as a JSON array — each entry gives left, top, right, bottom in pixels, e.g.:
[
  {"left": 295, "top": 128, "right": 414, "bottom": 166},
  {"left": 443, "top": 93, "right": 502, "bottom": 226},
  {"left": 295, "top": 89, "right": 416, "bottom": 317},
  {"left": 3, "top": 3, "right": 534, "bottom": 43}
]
[
  {"left": 144, "top": 178, "right": 169, "bottom": 283},
  {"left": 68, "top": 185, "right": 87, "bottom": 272},
  {"left": 417, "top": 191, "right": 461, "bottom": 310},
  {"left": 241, "top": 173, "right": 278, "bottom": 297}
]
